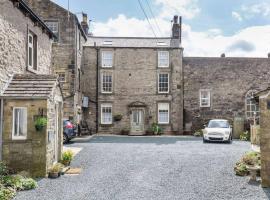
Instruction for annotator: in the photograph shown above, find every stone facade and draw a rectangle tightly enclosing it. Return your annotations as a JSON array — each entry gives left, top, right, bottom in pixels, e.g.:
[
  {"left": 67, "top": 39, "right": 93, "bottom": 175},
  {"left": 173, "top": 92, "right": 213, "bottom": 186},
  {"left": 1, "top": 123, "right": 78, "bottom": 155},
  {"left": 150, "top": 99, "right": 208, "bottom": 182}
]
[
  {"left": 183, "top": 57, "right": 270, "bottom": 132},
  {"left": 24, "top": 0, "right": 87, "bottom": 123},
  {"left": 82, "top": 27, "right": 183, "bottom": 134},
  {"left": 0, "top": 0, "right": 53, "bottom": 92},
  {"left": 256, "top": 90, "right": 270, "bottom": 187}
]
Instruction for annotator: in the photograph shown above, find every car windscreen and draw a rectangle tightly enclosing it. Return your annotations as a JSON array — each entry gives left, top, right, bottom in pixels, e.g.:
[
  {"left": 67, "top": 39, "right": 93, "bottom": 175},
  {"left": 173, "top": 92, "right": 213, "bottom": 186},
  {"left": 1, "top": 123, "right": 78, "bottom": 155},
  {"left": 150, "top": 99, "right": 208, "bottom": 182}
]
[{"left": 208, "top": 121, "right": 229, "bottom": 128}]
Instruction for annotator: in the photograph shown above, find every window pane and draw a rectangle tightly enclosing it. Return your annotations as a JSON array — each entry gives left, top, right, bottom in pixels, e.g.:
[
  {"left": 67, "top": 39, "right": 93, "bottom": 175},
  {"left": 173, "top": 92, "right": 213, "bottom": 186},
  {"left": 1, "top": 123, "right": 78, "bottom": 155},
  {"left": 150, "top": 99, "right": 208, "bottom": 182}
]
[
  {"left": 102, "top": 73, "right": 112, "bottom": 93},
  {"left": 102, "top": 52, "right": 113, "bottom": 67},
  {"left": 158, "top": 51, "right": 169, "bottom": 67},
  {"left": 28, "top": 48, "right": 32, "bottom": 66},
  {"left": 101, "top": 105, "right": 112, "bottom": 124},
  {"left": 159, "top": 74, "right": 169, "bottom": 93},
  {"left": 158, "top": 103, "right": 169, "bottom": 123},
  {"left": 13, "top": 108, "right": 27, "bottom": 138},
  {"left": 245, "top": 90, "right": 259, "bottom": 119}
]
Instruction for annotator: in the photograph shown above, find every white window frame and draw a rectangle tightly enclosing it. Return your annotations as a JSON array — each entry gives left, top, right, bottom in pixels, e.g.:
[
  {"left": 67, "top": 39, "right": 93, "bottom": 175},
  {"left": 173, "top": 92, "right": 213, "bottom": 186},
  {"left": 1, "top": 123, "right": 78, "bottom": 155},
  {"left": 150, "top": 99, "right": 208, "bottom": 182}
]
[
  {"left": 200, "top": 89, "right": 211, "bottom": 107},
  {"left": 158, "top": 51, "right": 169, "bottom": 68},
  {"left": 12, "top": 107, "right": 27, "bottom": 140},
  {"left": 158, "top": 103, "right": 170, "bottom": 124},
  {"left": 28, "top": 32, "right": 34, "bottom": 69},
  {"left": 245, "top": 90, "right": 259, "bottom": 119},
  {"left": 101, "top": 51, "right": 113, "bottom": 68},
  {"left": 28, "top": 31, "right": 37, "bottom": 71},
  {"left": 101, "top": 72, "right": 113, "bottom": 93},
  {"left": 158, "top": 73, "right": 169, "bottom": 94},
  {"left": 101, "top": 103, "right": 112, "bottom": 125}
]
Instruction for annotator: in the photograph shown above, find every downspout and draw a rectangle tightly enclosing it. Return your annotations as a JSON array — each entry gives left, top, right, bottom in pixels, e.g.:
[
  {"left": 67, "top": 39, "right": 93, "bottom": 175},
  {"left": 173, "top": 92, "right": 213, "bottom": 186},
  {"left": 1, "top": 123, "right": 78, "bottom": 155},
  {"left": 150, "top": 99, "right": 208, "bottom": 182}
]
[{"left": 95, "top": 42, "right": 99, "bottom": 133}]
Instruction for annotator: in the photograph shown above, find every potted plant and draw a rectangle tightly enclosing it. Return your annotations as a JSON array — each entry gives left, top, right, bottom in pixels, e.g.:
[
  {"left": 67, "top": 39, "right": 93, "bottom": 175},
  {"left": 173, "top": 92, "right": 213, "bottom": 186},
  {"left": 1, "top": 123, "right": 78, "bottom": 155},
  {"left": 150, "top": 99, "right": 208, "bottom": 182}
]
[
  {"left": 113, "top": 114, "right": 123, "bottom": 122},
  {"left": 151, "top": 123, "right": 162, "bottom": 135},
  {"left": 48, "top": 163, "right": 63, "bottom": 178},
  {"left": 34, "top": 117, "right": 47, "bottom": 131},
  {"left": 60, "top": 150, "right": 74, "bottom": 166}
]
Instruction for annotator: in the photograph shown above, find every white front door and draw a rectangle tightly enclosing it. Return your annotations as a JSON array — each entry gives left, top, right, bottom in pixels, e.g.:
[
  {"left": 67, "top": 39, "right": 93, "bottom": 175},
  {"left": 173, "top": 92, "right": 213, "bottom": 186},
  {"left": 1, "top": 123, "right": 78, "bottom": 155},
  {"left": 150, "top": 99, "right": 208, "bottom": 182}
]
[{"left": 131, "top": 109, "right": 144, "bottom": 133}]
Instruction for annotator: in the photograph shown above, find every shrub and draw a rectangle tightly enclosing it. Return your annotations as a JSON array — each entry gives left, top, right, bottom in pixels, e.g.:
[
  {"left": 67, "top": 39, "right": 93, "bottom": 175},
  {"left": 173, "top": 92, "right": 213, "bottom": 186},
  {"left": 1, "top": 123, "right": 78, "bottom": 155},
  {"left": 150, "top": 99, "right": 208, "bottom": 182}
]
[
  {"left": 0, "top": 162, "right": 9, "bottom": 177},
  {"left": 21, "top": 178, "right": 38, "bottom": 190},
  {"left": 194, "top": 129, "right": 203, "bottom": 137},
  {"left": 120, "top": 128, "right": 130, "bottom": 135},
  {"left": 234, "top": 151, "right": 261, "bottom": 177},
  {"left": 234, "top": 162, "right": 248, "bottom": 176},
  {"left": 0, "top": 185, "right": 15, "bottom": 200},
  {"left": 151, "top": 123, "right": 162, "bottom": 135},
  {"left": 2, "top": 175, "right": 23, "bottom": 190},
  {"left": 240, "top": 131, "right": 250, "bottom": 141},
  {"left": 113, "top": 114, "right": 123, "bottom": 122},
  {"left": 61, "top": 151, "right": 74, "bottom": 166}
]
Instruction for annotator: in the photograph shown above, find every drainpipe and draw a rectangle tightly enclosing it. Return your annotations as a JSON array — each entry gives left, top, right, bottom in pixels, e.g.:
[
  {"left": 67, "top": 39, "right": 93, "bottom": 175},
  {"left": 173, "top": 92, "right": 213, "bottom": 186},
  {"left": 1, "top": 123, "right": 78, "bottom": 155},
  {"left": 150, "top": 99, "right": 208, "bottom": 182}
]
[{"left": 95, "top": 42, "right": 99, "bottom": 133}]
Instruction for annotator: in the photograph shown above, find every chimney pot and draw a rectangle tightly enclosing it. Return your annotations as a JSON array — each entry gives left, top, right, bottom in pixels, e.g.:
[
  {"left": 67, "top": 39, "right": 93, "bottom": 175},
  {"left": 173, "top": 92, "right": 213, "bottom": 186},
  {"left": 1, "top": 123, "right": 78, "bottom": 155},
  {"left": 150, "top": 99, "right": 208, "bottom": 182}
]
[
  {"left": 81, "top": 12, "right": 89, "bottom": 35},
  {"left": 173, "top": 15, "right": 178, "bottom": 24},
  {"left": 268, "top": 53, "right": 270, "bottom": 58},
  {"left": 221, "top": 53, "right": 226, "bottom": 58}
]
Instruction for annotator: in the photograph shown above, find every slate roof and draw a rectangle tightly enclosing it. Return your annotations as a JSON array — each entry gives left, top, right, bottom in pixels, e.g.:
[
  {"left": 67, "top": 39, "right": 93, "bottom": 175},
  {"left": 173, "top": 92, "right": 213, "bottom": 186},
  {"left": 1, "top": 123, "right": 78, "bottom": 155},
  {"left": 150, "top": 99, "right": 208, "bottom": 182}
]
[
  {"left": 1, "top": 74, "right": 58, "bottom": 99},
  {"left": 85, "top": 37, "right": 181, "bottom": 48}
]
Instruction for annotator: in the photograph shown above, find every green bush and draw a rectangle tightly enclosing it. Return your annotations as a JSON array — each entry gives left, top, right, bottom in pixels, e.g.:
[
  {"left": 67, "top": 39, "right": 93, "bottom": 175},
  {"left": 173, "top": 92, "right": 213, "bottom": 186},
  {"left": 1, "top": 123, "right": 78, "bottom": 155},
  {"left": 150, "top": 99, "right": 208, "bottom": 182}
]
[
  {"left": 1, "top": 175, "right": 37, "bottom": 191},
  {"left": 21, "top": 178, "right": 38, "bottom": 190},
  {"left": 151, "top": 123, "right": 162, "bottom": 135},
  {"left": 240, "top": 131, "right": 250, "bottom": 141},
  {"left": 61, "top": 150, "right": 74, "bottom": 166},
  {"left": 234, "top": 162, "right": 248, "bottom": 176},
  {"left": 0, "top": 185, "right": 15, "bottom": 200},
  {"left": 0, "top": 162, "right": 9, "bottom": 177},
  {"left": 35, "top": 117, "right": 48, "bottom": 131}
]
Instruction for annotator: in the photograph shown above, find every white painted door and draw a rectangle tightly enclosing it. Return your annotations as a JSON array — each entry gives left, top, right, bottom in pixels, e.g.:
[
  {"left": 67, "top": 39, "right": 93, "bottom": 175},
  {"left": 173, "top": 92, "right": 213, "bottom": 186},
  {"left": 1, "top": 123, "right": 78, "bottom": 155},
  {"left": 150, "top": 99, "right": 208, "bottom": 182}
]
[{"left": 131, "top": 110, "right": 144, "bottom": 133}]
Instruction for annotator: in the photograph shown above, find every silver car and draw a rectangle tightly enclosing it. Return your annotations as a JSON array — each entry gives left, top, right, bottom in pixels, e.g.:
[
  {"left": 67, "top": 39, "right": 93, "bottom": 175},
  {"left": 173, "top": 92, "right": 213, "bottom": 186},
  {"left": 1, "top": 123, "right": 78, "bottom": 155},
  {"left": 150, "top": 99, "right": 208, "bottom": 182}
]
[{"left": 203, "top": 119, "right": 232, "bottom": 143}]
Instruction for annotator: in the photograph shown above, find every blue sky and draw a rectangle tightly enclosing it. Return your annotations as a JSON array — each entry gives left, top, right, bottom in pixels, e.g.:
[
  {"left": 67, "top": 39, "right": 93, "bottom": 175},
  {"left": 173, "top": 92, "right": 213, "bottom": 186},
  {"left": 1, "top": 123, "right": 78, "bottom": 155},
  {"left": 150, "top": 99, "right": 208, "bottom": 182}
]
[{"left": 53, "top": 0, "right": 270, "bottom": 57}]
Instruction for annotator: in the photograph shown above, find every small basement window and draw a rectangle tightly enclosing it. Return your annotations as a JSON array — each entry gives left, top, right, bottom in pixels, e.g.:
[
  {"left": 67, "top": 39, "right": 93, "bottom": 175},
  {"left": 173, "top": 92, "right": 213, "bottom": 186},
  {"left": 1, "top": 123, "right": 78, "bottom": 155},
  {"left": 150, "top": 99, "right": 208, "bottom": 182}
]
[
  {"left": 103, "top": 41, "right": 113, "bottom": 46},
  {"left": 12, "top": 107, "right": 27, "bottom": 140}
]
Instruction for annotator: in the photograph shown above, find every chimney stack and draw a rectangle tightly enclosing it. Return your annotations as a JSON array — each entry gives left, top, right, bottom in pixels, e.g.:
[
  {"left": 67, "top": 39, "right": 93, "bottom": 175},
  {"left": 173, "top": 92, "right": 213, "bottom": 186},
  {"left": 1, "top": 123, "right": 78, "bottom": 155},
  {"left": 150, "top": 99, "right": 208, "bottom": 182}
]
[
  {"left": 268, "top": 53, "right": 270, "bottom": 58},
  {"left": 81, "top": 12, "right": 89, "bottom": 35},
  {"left": 172, "top": 15, "right": 182, "bottom": 43}
]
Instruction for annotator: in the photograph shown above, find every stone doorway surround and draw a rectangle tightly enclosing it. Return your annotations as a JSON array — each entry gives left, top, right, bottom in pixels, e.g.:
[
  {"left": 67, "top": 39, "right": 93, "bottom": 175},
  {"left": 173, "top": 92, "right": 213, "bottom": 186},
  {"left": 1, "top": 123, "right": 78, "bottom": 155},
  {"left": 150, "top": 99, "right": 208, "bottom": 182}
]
[{"left": 128, "top": 101, "right": 148, "bottom": 136}]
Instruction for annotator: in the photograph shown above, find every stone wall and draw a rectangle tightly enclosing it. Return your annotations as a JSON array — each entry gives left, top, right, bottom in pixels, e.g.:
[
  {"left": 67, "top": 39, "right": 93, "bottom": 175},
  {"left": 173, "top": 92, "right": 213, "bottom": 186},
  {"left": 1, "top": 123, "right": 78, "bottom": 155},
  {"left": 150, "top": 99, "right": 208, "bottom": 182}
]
[
  {"left": 82, "top": 47, "right": 183, "bottom": 134},
  {"left": 0, "top": 0, "right": 52, "bottom": 92},
  {"left": 2, "top": 99, "right": 48, "bottom": 177},
  {"left": 258, "top": 92, "right": 270, "bottom": 187},
  {"left": 183, "top": 57, "right": 270, "bottom": 132},
  {"left": 24, "top": 0, "right": 87, "bottom": 122}
]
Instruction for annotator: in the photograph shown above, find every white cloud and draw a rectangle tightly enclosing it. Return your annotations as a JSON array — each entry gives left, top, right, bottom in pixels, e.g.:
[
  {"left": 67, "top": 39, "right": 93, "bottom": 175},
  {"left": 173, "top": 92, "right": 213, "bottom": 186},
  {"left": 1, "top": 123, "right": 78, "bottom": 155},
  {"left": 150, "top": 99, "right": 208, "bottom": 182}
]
[
  {"left": 154, "top": 0, "right": 200, "bottom": 19},
  {"left": 232, "top": 11, "right": 243, "bottom": 22},
  {"left": 241, "top": 3, "right": 270, "bottom": 17},
  {"left": 91, "top": 0, "right": 270, "bottom": 57}
]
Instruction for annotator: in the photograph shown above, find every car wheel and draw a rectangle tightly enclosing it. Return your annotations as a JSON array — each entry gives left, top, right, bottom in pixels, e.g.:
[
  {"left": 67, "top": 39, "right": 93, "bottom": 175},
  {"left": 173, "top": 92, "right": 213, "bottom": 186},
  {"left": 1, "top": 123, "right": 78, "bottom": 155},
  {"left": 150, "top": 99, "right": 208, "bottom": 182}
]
[{"left": 63, "top": 134, "right": 68, "bottom": 144}]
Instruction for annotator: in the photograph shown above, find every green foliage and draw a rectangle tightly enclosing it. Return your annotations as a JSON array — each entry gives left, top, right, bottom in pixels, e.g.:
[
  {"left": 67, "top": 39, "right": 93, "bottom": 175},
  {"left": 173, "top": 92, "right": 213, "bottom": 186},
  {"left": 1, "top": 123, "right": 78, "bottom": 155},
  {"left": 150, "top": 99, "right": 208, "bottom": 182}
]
[
  {"left": 35, "top": 117, "right": 48, "bottom": 131},
  {"left": 20, "top": 178, "right": 38, "bottom": 190},
  {"left": 240, "top": 131, "right": 250, "bottom": 141},
  {"left": 0, "top": 162, "right": 9, "bottom": 177},
  {"left": 151, "top": 123, "right": 162, "bottom": 135},
  {"left": 234, "top": 151, "right": 261, "bottom": 176},
  {"left": 194, "top": 129, "right": 203, "bottom": 137},
  {"left": 1, "top": 175, "right": 37, "bottom": 191},
  {"left": 0, "top": 184, "right": 15, "bottom": 200},
  {"left": 61, "top": 151, "right": 74, "bottom": 166}
]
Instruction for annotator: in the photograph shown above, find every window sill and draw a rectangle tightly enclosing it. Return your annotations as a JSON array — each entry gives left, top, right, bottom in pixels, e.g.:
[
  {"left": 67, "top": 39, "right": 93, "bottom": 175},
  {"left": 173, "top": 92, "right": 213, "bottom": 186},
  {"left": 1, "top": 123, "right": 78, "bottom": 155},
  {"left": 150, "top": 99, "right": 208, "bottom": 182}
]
[{"left": 100, "top": 123, "right": 114, "bottom": 127}]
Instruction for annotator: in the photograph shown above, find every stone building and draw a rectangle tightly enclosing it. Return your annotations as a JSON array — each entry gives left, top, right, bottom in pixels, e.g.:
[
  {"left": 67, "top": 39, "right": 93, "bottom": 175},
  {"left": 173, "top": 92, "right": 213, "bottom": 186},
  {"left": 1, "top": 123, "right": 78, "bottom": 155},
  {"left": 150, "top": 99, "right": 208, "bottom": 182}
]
[
  {"left": 0, "top": 0, "right": 63, "bottom": 177},
  {"left": 24, "top": 0, "right": 88, "bottom": 123},
  {"left": 183, "top": 57, "right": 270, "bottom": 133},
  {"left": 82, "top": 16, "right": 183, "bottom": 135}
]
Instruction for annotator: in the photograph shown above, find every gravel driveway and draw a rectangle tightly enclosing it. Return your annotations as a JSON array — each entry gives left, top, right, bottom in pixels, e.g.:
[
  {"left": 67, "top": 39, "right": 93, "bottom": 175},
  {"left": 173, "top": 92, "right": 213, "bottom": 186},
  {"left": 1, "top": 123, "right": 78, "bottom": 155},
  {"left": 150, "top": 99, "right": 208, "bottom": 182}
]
[{"left": 16, "top": 136, "right": 270, "bottom": 200}]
